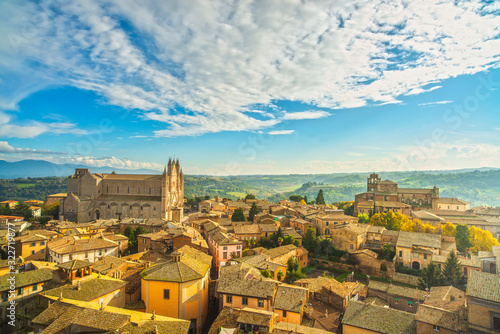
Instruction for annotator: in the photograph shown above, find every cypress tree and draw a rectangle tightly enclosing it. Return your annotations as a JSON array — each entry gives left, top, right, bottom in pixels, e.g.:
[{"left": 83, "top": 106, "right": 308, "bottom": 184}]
[{"left": 442, "top": 251, "right": 463, "bottom": 287}]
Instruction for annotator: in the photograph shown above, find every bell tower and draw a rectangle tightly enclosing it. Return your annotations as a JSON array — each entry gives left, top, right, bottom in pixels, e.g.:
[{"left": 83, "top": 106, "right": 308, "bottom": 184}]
[
  {"left": 161, "top": 157, "right": 184, "bottom": 222},
  {"left": 367, "top": 173, "right": 380, "bottom": 192}
]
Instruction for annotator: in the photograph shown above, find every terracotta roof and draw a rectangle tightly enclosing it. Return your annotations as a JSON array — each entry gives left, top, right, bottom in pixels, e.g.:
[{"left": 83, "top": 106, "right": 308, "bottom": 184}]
[
  {"left": 234, "top": 224, "right": 261, "bottom": 235},
  {"left": 92, "top": 256, "right": 126, "bottom": 274},
  {"left": 273, "top": 285, "right": 308, "bottom": 313},
  {"left": 342, "top": 301, "right": 416, "bottom": 334},
  {"left": 237, "top": 307, "right": 275, "bottom": 327},
  {"left": 57, "top": 259, "right": 93, "bottom": 271},
  {"left": 43, "top": 277, "right": 127, "bottom": 302},
  {"left": 217, "top": 263, "right": 276, "bottom": 299},
  {"left": 415, "top": 304, "right": 467, "bottom": 332},
  {"left": 437, "top": 197, "right": 469, "bottom": 205},
  {"left": 261, "top": 244, "right": 297, "bottom": 259},
  {"left": 424, "top": 286, "right": 465, "bottom": 311},
  {"left": 48, "top": 236, "right": 119, "bottom": 254},
  {"left": 0, "top": 268, "right": 53, "bottom": 291},
  {"left": 368, "top": 281, "right": 425, "bottom": 300},
  {"left": 396, "top": 231, "right": 441, "bottom": 249},
  {"left": 466, "top": 270, "right": 500, "bottom": 302},
  {"left": 33, "top": 299, "right": 190, "bottom": 334},
  {"left": 141, "top": 250, "right": 209, "bottom": 283}
]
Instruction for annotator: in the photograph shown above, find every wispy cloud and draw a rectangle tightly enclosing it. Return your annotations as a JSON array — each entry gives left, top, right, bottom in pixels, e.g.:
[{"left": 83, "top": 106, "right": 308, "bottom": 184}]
[
  {"left": 0, "top": 141, "right": 66, "bottom": 155},
  {"left": 268, "top": 130, "right": 294, "bottom": 135},
  {"left": 419, "top": 100, "right": 453, "bottom": 106},
  {"left": 406, "top": 86, "right": 442, "bottom": 96},
  {"left": 0, "top": 0, "right": 499, "bottom": 137},
  {"left": 282, "top": 111, "right": 331, "bottom": 121}
]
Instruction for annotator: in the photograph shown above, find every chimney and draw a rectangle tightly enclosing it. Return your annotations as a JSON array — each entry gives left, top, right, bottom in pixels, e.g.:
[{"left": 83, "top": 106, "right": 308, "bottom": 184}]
[
  {"left": 172, "top": 251, "right": 182, "bottom": 262},
  {"left": 151, "top": 310, "right": 156, "bottom": 320},
  {"left": 100, "top": 302, "right": 104, "bottom": 311},
  {"left": 59, "top": 292, "right": 63, "bottom": 301},
  {"left": 77, "top": 281, "right": 81, "bottom": 291}
]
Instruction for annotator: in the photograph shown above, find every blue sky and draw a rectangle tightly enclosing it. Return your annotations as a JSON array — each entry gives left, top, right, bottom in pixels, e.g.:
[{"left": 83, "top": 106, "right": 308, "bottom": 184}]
[{"left": 0, "top": 0, "right": 499, "bottom": 175}]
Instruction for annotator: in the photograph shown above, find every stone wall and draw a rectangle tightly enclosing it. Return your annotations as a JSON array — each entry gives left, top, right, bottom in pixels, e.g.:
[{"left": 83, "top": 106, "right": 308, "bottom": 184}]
[{"left": 392, "top": 272, "right": 419, "bottom": 286}]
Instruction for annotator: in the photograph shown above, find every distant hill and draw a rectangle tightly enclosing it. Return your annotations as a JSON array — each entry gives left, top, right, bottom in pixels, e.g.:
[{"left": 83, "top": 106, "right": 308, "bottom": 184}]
[
  {"left": 0, "top": 160, "right": 160, "bottom": 178},
  {"left": 0, "top": 160, "right": 498, "bottom": 207}
]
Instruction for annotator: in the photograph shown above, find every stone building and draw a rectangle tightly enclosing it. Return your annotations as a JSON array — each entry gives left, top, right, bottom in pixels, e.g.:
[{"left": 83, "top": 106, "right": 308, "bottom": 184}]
[
  {"left": 61, "top": 158, "right": 184, "bottom": 223},
  {"left": 354, "top": 173, "right": 440, "bottom": 216}
]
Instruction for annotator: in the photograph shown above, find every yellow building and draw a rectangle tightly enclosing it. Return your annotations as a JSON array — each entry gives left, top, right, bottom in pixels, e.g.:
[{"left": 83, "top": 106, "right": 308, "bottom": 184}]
[
  {"left": 466, "top": 271, "right": 500, "bottom": 333},
  {"left": 0, "top": 268, "right": 54, "bottom": 322},
  {"left": 141, "top": 246, "right": 211, "bottom": 334},
  {"left": 14, "top": 230, "right": 60, "bottom": 261}
]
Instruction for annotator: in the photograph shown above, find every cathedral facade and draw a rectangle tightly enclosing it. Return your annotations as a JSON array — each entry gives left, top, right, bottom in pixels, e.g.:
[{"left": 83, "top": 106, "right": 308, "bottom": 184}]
[{"left": 61, "top": 158, "right": 184, "bottom": 223}]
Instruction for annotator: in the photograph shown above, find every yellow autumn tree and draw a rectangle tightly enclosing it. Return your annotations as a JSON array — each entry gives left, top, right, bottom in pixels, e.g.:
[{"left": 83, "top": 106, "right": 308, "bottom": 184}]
[
  {"left": 469, "top": 226, "right": 500, "bottom": 253},
  {"left": 369, "top": 211, "right": 412, "bottom": 231},
  {"left": 423, "top": 223, "right": 436, "bottom": 234},
  {"left": 400, "top": 219, "right": 415, "bottom": 232},
  {"left": 434, "top": 223, "right": 442, "bottom": 234},
  {"left": 441, "top": 222, "right": 457, "bottom": 236}
]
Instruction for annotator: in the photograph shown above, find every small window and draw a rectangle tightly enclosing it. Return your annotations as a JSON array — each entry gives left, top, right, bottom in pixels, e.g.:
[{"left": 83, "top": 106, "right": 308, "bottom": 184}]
[
  {"left": 41, "top": 249, "right": 44, "bottom": 254},
  {"left": 350, "top": 244, "right": 354, "bottom": 250},
  {"left": 163, "top": 289, "right": 170, "bottom": 299},
  {"left": 237, "top": 246, "right": 241, "bottom": 249},
  {"left": 258, "top": 300, "right": 264, "bottom": 308},
  {"left": 394, "top": 297, "right": 399, "bottom": 304},
  {"left": 493, "top": 315, "right": 500, "bottom": 330},
  {"left": 40, "top": 241, "right": 45, "bottom": 246},
  {"left": 18, "top": 287, "right": 23, "bottom": 296},
  {"left": 223, "top": 246, "right": 228, "bottom": 250},
  {"left": 143, "top": 239, "right": 146, "bottom": 244},
  {"left": 242, "top": 297, "right": 248, "bottom": 305},
  {"left": 32, "top": 284, "right": 38, "bottom": 291},
  {"left": 283, "top": 310, "right": 287, "bottom": 317},
  {"left": 326, "top": 222, "right": 329, "bottom": 226},
  {"left": 350, "top": 236, "right": 354, "bottom": 241},
  {"left": 223, "top": 252, "right": 227, "bottom": 260},
  {"left": 226, "top": 295, "right": 232, "bottom": 303},
  {"left": 30, "top": 242, "right": 36, "bottom": 247},
  {"left": 433, "top": 325, "right": 440, "bottom": 331},
  {"left": 424, "top": 254, "right": 427, "bottom": 260},
  {"left": 31, "top": 250, "right": 35, "bottom": 255},
  {"left": 399, "top": 250, "right": 403, "bottom": 257},
  {"left": 408, "top": 300, "right": 413, "bottom": 307}
]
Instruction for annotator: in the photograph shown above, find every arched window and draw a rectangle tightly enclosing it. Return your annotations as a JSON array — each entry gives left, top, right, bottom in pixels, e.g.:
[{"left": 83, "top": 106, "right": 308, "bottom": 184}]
[
  {"left": 117, "top": 186, "right": 119, "bottom": 193},
  {"left": 149, "top": 187, "right": 152, "bottom": 195}
]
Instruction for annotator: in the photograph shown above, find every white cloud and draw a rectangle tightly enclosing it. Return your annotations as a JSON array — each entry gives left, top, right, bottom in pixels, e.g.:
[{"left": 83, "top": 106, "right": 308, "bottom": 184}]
[
  {"left": 406, "top": 86, "right": 442, "bottom": 96},
  {"left": 0, "top": 141, "right": 163, "bottom": 171},
  {"left": 268, "top": 130, "right": 294, "bottom": 135},
  {"left": 0, "top": 0, "right": 499, "bottom": 137},
  {"left": 0, "top": 141, "right": 65, "bottom": 155},
  {"left": 282, "top": 111, "right": 331, "bottom": 120},
  {"left": 419, "top": 100, "right": 453, "bottom": 106}
]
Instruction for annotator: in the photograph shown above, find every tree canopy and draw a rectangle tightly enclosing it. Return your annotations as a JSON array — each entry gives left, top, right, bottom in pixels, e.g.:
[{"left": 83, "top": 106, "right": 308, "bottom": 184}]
[
  {"left": 442, "top": 251, "right": 463, "bottom": 287},
  {"left": 231, "top": 207, "right": 246, "bottom": 222},
  {"left": 315, "top": 189, "right": 325, "bottom": 205},
  {"left": 248, "top": 202, "right": 260, "bottom": 222},
  {"left": 418, "top": 262, "right": 444, "bottom": 290}
]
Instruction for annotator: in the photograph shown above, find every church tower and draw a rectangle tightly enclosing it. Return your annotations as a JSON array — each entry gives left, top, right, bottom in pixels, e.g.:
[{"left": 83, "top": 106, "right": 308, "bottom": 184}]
[
  {"left": 367, "top": 173, "right": 381, "bottom": 192},
  {"left": 161, "top": 158, "right": 184, "bottom": 222}
]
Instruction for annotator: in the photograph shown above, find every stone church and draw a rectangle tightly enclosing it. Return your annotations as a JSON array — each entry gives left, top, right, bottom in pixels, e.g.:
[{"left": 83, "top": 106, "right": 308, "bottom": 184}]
[
  {"left": 61, "top": 158, "right": 184, "bottom": 223},
  {"left": 354, "top": 173, "right": 439, "bottom": 216}
]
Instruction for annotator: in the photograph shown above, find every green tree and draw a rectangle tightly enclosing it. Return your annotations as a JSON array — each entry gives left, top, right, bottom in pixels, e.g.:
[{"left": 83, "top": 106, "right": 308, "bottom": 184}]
[
  {"left": 303, "top": 228, "right": 318, "bottom": 253},
  {"left": 134, "top": 226, "right": 147, "bottom": 239},
  {"left": 277, "top": 270, "right": 284, "bottom": 281},
  {"left": 315, "top": 189, "right": 325, "bottom": 205},
  {"left": 283, "top": 235, "right": 295, "bottom": 246},
  {"left": 289, "top": 195, "right": 304, "bottom": 203},
  {"left": 260, "top": 269, "right": 272, "bottom": 278},
  {"left": 231, "top": 207, "right": 246, "bottom": 222},
  {"left": 442, "top": 252, "right": 463, "bottom": 288},
  {"left": 248, "top": 202, "right": 260, "bottom": 222},
  {"left": 418, "top": 262, "right": 444, "bottom": 290},
  {"left": 287, "top": 258, "right": 300, "bottom": 272},
  {"left": 358, "top": 214, "right": 369, "bottom": 224},
  {"left": 245, "top": 194, "right": 256, "bottom": 200},
  {"left": 15, "top": 202, "right": 33, "bottom": 220},
  {"left": 455, "top": 224, "right": 471, "bottom": 252},
  {"left": 304, "top": 195, "right": 308, "bottom": 204}
]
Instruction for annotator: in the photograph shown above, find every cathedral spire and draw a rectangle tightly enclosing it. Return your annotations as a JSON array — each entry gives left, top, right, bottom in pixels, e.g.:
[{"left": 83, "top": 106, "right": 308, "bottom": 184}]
[{"left": 163, "top": 166, "right": 167, "bottom": 176}]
